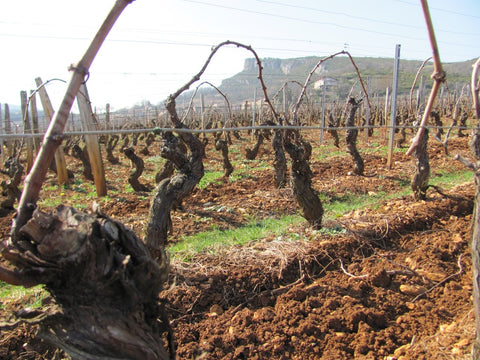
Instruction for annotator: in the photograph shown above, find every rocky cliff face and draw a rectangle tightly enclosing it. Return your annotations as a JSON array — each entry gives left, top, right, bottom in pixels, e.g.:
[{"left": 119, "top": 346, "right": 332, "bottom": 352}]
[
  {"left": 178, "top": 56, "right": 473, "bottom": 106},
  {"left": 243, "top": 57, "right": 322, "bottom": 75}
]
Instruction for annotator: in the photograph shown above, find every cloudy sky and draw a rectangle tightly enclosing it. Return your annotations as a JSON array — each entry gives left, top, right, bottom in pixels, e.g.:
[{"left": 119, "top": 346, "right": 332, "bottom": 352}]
[{"left": 1, "top": 0, "right": 479, "bottom": 110}]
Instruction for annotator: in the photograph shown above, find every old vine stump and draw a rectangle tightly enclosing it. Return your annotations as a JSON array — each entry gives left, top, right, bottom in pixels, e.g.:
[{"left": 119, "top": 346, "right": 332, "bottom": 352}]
[
  {"left": 345, "top": 97, "right": 364, "bottom": 176},
  {"left": 124, "top": 147, "right": 151, "bottom": 192},
  {"left": 8, "top": 205, "right": 171, "bottom": 359},
  {"left": 215, "top": 137, "right": 234, "bottom": 177},
  {"left": 411, "top": 129, "right": 430, "bottom": 200},
  {"left": 284, "top": 136, "right": 323, "bottom": 229}
]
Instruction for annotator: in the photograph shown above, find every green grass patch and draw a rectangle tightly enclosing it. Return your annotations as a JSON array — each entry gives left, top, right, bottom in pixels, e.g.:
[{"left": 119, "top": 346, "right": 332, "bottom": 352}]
[
  {"left": 322, "top": 189, "right": 410, "bottom": 219},
  {"left": 362, "top": 143, "right": 408, "bottom": 156},
  {"left": 197, "top": 170, "right": 225, "bottom": 189},
  {"left": 430, "top": 168, "right": 472, "bottom": 187},
  {"left": 169, "top": 215, "right": 303, "bottom": 261},
  {"left": 170, "top": 165, "right": 473, "bottom": 261},
  {"left": 0, "top": 282, "right": 47, "bottom": 310}
]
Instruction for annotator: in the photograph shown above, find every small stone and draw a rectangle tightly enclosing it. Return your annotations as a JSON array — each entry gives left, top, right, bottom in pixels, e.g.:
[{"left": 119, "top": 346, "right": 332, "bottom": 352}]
[
  {"left": 399, "top": 284, "right": 427, "bottom": 296},
  {"left": 209, "top": 304, "right": 223, "bottom": 316}
]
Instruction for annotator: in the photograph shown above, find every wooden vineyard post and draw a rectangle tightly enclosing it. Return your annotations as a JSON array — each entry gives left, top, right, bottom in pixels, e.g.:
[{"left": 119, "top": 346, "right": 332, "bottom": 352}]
[
  {"left": 252, "top": 88, "right": 257, "bottom": 141},
  {"left": 20, "top": 91, "right": 34, "bottom": 172},
  {"left": 382, "top": 87, "right": 389, "bottom": 141},
  {"left": 77, "top": 83, "right": 107, "bottom": 196},
  {"left": 4, "top": 104, "right": 13, "bottom": 156},
  {"left": 201, "top": 93, "right": 205, "bottom": 138},
  {"left": 105, "top": 103, "right": 111, "bottom": 129},
  {"left": 320, "top": 84, "right": 326, "bottom": 143},
  {"left": 417, "top": 75, "right": 426, "bottom": 112},
  {"left": 0, "top": 103, "right": 3, "bottom": 164},
  {"left": 364, "top": 75, "right": 371, "bottom": 142},
  {"left": 387, "top": 45, "right": 401, "bottom": 169},
  {"left": 455, "top": 57, "right": 480, "bottom": 358},
  {"left": 34, "top": 77, "right": 69, "bottom": 185},
  {"left": 471, "top": 57, "right": 480, "bottom": 359},
  {"left": 29, "top": 90, "right": 41, "bottom": 153}
]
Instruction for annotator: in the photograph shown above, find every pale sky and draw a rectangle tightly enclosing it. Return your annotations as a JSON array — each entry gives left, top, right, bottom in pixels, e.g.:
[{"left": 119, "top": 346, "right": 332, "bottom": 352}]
[{"left": 1, "top": 0, "right": 479, "bottom": 111}]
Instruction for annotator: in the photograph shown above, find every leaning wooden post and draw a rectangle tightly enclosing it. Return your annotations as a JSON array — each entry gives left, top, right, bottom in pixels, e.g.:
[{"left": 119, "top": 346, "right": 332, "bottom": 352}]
[
  {"left": 13, "top": 0, "right": 134, "bottom": 239},
  {"left": 77, "top": 83, "right": 107, "bottom": 196},
  {"left": 20, "top": 91, "right": 34, "bottom": 172},
  {"left": 35, "top": 77, "right": 69, "bottom": 186}
]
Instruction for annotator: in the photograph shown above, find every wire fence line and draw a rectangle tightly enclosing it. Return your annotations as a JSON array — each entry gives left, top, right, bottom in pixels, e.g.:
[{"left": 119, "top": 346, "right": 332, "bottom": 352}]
[{"left": 0, "top": 123, "right": 472, "bottom": 140}]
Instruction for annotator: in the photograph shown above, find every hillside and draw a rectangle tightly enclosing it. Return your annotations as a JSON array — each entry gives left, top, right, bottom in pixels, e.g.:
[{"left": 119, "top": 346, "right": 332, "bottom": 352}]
[{"left": 179, "top": 56, "right": 475, "bottom": 107}]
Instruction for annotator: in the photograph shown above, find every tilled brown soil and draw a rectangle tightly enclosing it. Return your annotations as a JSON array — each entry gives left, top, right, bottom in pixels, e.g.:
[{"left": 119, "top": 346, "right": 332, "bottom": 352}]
[
  {"left": 163, "top": 186, "right": 474, "bottom": 359},
  {"left": 0, "top": 133, "right": 476, "bottom": 359}
]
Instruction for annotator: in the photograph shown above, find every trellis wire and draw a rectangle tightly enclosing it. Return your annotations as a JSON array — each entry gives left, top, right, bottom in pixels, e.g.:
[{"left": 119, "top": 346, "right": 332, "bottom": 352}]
[{"left": 0, "top": 124, "right": 473, "bottom": 140}]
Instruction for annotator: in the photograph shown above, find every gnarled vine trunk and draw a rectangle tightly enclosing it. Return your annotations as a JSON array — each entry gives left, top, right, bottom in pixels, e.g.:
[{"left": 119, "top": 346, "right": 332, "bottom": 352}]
[
  {"left": 245, "top": 132, "right": 264, "bottom": 160},
  {"left": 411, "top": 129, "right": 430, "bottom": 200},
  {"left": 284, "top": 134, "right": 323, "bottom": 229},
  {"left": 328, "top": 112, "right": 340, "bottom": 148},
  {"left": 72, "top": 144, "right": 93, "bottom": 181},
  {"left": 215, "top": 137, "right": 234, "bottom": 178},
  {"left": 430, "top": 110, "right": 443, "bottom": 139},
  {"left": 458, "top": 111, "right": 468, "bottom": 137},
  {"left": 345, "top": 97, "right": 364, "bottom": 175},
  {"left": 124, "top": 147, "right": 151, "bottom": 192},
  {"left": 106, "top": 134, "right": 120, "bottom": 164},
  {"left": 145, "top": 96, "right": 205, "bottom": 257},
  {"left": 141, "top": 133, "right": 156, "bottom": 155},
  {"left": 155, "top": 131, "right": 187, "bottom": 184},
  {"left": 11, "top": 205, "right": 171, "bottom": 360},
  {"left": 0, "top": 157, "right": 24, "bottom": 211}
]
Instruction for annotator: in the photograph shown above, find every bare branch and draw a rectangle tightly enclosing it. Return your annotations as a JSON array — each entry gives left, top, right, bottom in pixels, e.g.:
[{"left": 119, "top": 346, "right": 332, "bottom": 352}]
[
  {"left": 169, "top": 40, "right": 279, "bottom": 123},
  {"left": 292, "top": 51, "right": 371, "bottom": 124},
  {"left": 412, "top": 254, "right": 464, "bottom": 302},
  {"left": 338, "top": 258, "right": 369, "bottom": 279},
  {"left": 406, "top": 0, "right": 446, "bottom": 156},
  {"left": 472, "top": 57, "right": 480, "bottom": 120},
  {"left": 180, "top": 81, "right": 232, "bottom": 133},
  {"left": 12, "top": 0, "right": 134, "bottom": 241},
  {"left": 409, "top": 57, "right": 432, "bottom": 114},
  {"left": 455, "top": 154, "right": 477, "bottom": 170},
  {"left": 193, "top": 81, "right": 232, "bottom": 128}
]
